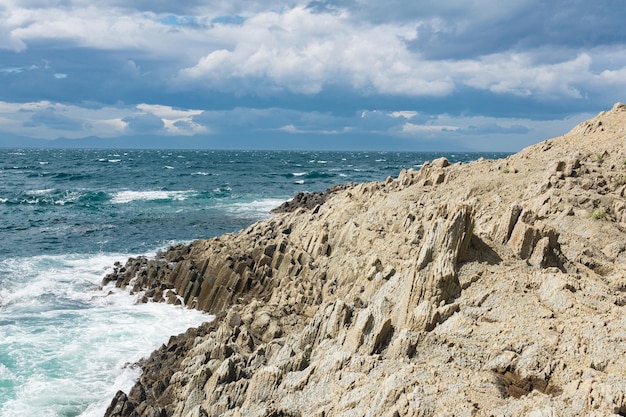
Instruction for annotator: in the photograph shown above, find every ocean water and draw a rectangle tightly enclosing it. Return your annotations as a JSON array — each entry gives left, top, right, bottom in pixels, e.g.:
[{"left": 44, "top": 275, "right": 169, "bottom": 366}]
[{"left": 0, "top": 148, "right": 507, "bottom": 416}]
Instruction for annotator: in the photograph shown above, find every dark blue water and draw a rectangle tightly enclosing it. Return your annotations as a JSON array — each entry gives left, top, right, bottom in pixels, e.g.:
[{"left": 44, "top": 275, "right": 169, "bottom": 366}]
[{"left": 0, "top": 148, "right": 507, "bottom": 417}]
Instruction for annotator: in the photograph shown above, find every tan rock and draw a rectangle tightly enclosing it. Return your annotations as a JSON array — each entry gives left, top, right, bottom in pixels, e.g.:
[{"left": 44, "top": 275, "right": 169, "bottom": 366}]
[{"left": 104, "top": 103, "right": 626, "bottom": 417}]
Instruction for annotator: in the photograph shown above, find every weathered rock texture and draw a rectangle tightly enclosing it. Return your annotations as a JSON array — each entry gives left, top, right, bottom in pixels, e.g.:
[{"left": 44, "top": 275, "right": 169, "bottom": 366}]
[{"left": 104, "top": 103, "right": 626, "bottom": 417}]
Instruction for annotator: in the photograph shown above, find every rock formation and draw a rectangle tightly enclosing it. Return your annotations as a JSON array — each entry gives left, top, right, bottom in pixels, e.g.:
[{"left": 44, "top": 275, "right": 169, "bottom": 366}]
[{"left": 103, "top": 103, "right": 626, "bottom": 417}]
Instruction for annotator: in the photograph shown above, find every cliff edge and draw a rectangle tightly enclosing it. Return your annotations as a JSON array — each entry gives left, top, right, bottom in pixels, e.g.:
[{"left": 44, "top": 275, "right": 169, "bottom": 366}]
[{"left": 103, "top": 104, "right": 626, "bottom": 417}]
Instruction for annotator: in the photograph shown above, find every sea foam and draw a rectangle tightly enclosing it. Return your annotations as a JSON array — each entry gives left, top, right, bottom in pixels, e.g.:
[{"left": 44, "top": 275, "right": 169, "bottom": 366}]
[
  {"left": 111, "top": 190, "right": 196, "bottom": 204},
  {"left": 220, "top": 198, "right": 287, "bottom": 218},
  {"left": 0, "top": 253, "right": 211, "bottom": 417}
]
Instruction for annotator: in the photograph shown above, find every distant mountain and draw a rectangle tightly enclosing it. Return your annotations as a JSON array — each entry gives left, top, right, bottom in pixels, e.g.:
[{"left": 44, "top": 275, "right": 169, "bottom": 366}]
[{"left": 0, "top": 134, "right": 51, "bottom": 148}]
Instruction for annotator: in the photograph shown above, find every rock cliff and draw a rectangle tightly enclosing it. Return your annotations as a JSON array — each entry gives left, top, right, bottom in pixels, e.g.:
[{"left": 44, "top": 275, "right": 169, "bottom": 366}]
[{"left": 103, "top": 104, "right": 626, "bottom": 417}]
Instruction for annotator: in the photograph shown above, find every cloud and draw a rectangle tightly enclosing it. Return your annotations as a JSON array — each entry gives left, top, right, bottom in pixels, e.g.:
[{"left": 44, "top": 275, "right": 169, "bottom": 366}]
[
  {"left": 0, "top": 101, "right": 128, "bottom": 138},
  {"left": 2, "top": 1, "right": 625, "bottom": 108},
  {"left": 401, "top": 123, "right": 459, "bottom": 134},
  {"left": 176, "top": 6, "right": 454, "bottom": 97},
  {"left": 133, "top": 104, "right": 208, "bottom": 135},
  {"left": 122, "top": 113, "right": 165, "bottom": 133},
  {"left": 459, "top": 52, "right": 593, "bottom": 99},
  {"left": 22, "top": 108, "right": 83, "bottom": 131},
  {"left": 456, "top": 123, "right": 531, "bottom": 135},
  {"left": 170, "top": 4, "right": 626, "bottom": 104},
  {"left": 0, "top": 1, "right": 624, "bottom": 151},
  {"left": 0, "top": 99, "right": 597, "bottom": 151}
]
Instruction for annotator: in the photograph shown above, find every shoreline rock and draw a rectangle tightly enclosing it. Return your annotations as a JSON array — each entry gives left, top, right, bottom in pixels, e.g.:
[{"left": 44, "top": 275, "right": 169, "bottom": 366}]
[
  {"left": 270, "top": 183, "right": 354, "bottom": 214},
  {"left": 103, "top": 103, "right": 626, "bottom": 416}
]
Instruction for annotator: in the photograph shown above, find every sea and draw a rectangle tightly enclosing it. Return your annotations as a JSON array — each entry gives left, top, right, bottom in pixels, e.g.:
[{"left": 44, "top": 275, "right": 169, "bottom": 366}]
[{"left": 0, "top": 148, "right": 507, "bottom": 417}]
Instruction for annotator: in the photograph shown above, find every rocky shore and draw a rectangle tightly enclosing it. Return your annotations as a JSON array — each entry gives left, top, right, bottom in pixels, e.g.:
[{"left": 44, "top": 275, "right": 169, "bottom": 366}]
[{"left": 103, "top": 104, "right": 626, "bottom": 417}]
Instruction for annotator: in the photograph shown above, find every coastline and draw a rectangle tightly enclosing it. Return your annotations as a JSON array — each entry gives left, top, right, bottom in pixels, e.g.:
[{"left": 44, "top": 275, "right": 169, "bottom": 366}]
[{"left": 103, "top": 104, "right": 626, "bottom": 416}]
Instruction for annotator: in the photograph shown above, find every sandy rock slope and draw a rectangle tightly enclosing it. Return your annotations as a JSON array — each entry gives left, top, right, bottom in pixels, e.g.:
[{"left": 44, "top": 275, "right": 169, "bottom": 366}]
[{"left": 103, "top": 104, "right": 626, "bottom": 417}]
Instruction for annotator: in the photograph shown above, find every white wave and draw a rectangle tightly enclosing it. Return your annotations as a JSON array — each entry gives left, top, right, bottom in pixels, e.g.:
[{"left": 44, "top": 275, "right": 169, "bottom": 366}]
[
  {"left": 0, "top": 363, "right": 14, "bottom": 380},
  {"left": 108, "top": 159, "right": 121, "bottom": 163},
  {"left": 26, "top": 189, "right": 55, "bottom": 196},
  {"left": 292, "top": 172, "right": 306, "bottom": 177},
  {"left": 111, "top": 190, "right": 196, "bottom": 204},
  {"left": 192, "top": 171, "right": 210, "bottom": 176},
  {"left": 0, "top": 253, "right": 123, "bottom": 307},
  {"left": 213, "top": 187, "right": 232, "bottom": 193},
  {"left": 0, "top": 252, "right": 211, "bottom": 417},
  {"left": 220, "top": 198, "right": 286, "bottom": 218},
  {"left": 164, "top": 165, "right": 174, "bottom": 170},
  {"left": 295, "top": 180, "right": 305, "bottom": 184}
]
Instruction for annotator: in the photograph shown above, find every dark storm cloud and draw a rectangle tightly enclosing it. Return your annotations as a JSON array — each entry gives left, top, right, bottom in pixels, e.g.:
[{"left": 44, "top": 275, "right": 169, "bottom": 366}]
[
  {"left": 23, "top": 108, "right": 84, "bottom": 131},
  {"left": 122, "top": 113, "right": 165, "bottom": 133}
]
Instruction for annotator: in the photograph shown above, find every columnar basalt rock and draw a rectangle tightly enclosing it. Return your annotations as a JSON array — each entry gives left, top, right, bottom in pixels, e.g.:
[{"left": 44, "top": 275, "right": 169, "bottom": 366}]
[{"left": 104, "top": 104, "right": 626, "bottom": 417}]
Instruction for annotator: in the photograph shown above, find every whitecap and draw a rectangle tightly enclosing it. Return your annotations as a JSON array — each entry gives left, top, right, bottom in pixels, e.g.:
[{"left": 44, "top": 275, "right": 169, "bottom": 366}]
[
  {"left": 110, "top": 190, "right": 196, "bottom": 204},
  {"left": 164, "top": 166, "right": 174, "bottom": 170},
  {"left": 292, "top": 172, "right": 306, "bottom": 177},
  {"left": 108, "top": 159, "right": 121, "bottom": 163},
  {"left": 213, "top": 187, "right": 232, "bottom": 193},
  {"left": 219, "top": 198, "right": 287, "bottom": 218},
  {"left": 26, "top": 189, "right": 54, "bottom": 196},
  {"left": 294, "top": 180, "right": 305, "bottom": 184},
  {"left": 192, "top": 172, "right": 210, "bottom": 176}
]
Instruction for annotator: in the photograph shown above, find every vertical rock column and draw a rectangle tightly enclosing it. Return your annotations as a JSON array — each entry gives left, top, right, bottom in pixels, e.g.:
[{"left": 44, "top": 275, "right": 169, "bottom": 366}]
[{"left": 406, "top": 204, "right": 474, "bottom": 331}]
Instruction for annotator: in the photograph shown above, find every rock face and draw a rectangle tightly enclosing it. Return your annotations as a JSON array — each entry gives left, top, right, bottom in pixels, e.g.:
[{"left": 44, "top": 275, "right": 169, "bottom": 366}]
[{"left": 103, "top": 103, "right": 626, "bottom": 417}]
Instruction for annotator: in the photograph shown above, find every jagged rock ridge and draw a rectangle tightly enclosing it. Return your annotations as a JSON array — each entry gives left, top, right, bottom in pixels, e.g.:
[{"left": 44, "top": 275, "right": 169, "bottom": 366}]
[{"left": 104, "top": 103, "right": 626, "bottom": 417}]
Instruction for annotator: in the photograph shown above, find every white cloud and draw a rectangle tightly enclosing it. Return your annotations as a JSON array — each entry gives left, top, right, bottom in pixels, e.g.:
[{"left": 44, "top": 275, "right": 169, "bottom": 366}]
[
  {"left": 599, "top": 67, "right": 626, "bottom": 84},
  {"left": 135, "top": 104, "right": 207, "bottom": 135},
  {"left": 2, "top": 1, "right": 625, "bottom": 104},
  {"left": 0, "top": 100, "right": 212, "bottom": 138},
  {"left": 136, "top": 104, "right": 202, "bottom": 119},
  {"left": 460, "top": 52, "right": 592, "bottom": 98},
  {"left": 177, "top": 6, "right": 454, "bottom": 96},
  {"left": 390, "top": 111, "right": 419, "bottom": 119},
  {"left": 173, "top": 6, "right": 618, "bottom": 101}
]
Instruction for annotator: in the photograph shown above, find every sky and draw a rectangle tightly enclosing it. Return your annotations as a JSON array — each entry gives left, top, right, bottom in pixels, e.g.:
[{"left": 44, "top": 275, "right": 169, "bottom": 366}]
[{"left": 1, "top": 0, "right": 626, "bottom": 151}]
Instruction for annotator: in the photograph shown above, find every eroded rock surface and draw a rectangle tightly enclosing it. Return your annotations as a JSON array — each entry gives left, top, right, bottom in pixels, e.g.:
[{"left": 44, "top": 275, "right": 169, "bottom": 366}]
[{"left": 103, "top": 103, "right": 626, "bottom": 417}]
